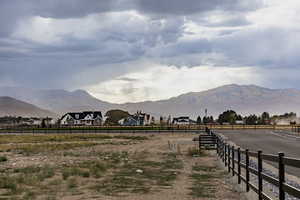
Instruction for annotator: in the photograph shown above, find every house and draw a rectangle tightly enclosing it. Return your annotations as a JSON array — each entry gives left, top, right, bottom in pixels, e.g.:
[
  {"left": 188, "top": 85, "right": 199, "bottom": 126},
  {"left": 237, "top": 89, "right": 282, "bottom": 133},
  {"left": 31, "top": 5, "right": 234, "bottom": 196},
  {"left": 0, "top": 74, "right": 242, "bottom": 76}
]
[
  {"left": 118, "top": 111, "right": 152, "bottom": 126},
  {"left": 60, "top": 111, "right": 103, "bottom": 126},
  {"left": 172, "top": 116, "right": 195, "bottom": 125},
  {"left": 118, "top": 116, "right": 139, "bottom": 126},
  {"left": 133, "top": 111, "right": 151, "bottom": 126},
  {"left": 235, "top": 120, "right": 245, "bottom": 125}
]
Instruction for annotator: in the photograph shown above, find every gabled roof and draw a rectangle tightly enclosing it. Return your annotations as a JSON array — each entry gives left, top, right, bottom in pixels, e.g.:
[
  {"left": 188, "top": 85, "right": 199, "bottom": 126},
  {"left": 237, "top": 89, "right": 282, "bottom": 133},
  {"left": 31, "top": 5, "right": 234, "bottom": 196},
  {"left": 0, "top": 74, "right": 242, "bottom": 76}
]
[
  {"left": 173, "top": 116, "right": 190, "bottom": 123},
  {"left": 61, "top": 111, "right": 102, "bottom": 120}
]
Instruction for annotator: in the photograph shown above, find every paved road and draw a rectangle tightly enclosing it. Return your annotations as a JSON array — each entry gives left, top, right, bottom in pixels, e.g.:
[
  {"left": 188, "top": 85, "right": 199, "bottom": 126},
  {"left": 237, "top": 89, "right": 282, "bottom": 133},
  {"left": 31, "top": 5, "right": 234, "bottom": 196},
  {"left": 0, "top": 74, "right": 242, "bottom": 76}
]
[{"left": 216, "top": 129, "right": 300, "bottom": 177}]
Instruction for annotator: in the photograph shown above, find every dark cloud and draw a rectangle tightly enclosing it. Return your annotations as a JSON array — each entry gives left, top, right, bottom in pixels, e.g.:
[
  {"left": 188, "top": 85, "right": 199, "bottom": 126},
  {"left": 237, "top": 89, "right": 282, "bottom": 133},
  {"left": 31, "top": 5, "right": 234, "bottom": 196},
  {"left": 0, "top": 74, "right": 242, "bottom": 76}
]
[
  {"left": 32, "top": 0, "right": 120, "bottom": 19},
  {"left": 0, "top": 0, "right": 299, "bottom": 94},
  {"left": 214, "top": 27, "right": 300, "bottom": 68},
  {"left": 134, "top": 0, "right": 263, "bottom": 16},
  {"left": 116, "top": 77, "right": 140, "bottom": 82}
]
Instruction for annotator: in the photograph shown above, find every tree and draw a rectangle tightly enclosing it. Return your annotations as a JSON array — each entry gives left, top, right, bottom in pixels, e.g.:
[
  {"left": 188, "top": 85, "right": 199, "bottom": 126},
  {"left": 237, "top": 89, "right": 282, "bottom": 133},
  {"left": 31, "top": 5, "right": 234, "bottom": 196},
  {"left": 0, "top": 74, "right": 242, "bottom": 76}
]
[
  {"left": 244, "top": 114, "right": 258, "bottom": 125},
  {"left": 41, "top": 119, "right": 46, "bottom": 128},
  {"left": 196, "top": 116, "right": 202, "bottom": 125},
  {"left": 260, "top": 112, "right": 270, "bottom": 125},
  {"left": 203, "top": 116, "right": 207, "bottom": 124},
  {"left": 159, "top": 116, "right": 163, "bottom": 125},
  {"left": 218, "top": 110, "right": 238, "bottom": 124},
  {"left": 104, "top": 109, "right": 131, "bottom": 125},
  {"left": 209, "top": 116, "right": 214, "bottom": 123}
]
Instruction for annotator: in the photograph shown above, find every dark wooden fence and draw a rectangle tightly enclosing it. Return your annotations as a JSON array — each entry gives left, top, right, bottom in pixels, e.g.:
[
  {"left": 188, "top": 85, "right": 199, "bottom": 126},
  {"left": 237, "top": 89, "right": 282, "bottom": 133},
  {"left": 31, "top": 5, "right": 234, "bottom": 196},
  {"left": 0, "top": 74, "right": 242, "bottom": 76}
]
[
  {"left": 0, "top": 127, "right": 206, "bottom": 134},
  {"left": 203, "top": 128, "right": 300, "bottom": 200}
]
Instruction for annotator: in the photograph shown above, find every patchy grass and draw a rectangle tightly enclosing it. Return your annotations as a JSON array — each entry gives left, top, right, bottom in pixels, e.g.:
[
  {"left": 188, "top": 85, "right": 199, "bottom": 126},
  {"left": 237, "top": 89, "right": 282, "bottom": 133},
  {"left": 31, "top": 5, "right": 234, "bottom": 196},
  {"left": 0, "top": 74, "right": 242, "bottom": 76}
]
[
  {"left": 0, "top": 134, "right": 148, "bottom": 155},
  {"left": 187, "top": 147, "right": 205, "bottom": 157},
  {"left": 0, "top": 142, "right": 101, "bottom": 155},
  {"left": 0, "top": 134, "right": 148, "bottom": 144},
  {"left": 90, "top": 152, "right": 183, "bottom": 196},
  {"left": 189, "top": 164, "right": 219, "bottom": 198}
]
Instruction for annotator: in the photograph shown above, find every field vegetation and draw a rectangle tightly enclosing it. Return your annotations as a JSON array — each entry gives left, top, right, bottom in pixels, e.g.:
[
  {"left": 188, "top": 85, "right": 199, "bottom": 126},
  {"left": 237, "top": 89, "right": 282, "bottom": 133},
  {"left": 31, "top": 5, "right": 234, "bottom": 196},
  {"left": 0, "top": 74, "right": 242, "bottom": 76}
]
[{"left": 0, "top": 132, "right": 244, "bottom": 200}]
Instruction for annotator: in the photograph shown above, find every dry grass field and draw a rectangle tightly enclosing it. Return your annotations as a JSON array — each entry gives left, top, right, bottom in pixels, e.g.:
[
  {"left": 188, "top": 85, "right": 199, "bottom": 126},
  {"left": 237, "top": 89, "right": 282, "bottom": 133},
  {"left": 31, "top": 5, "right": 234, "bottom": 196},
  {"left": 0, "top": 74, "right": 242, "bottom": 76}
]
[{"left": 0, "top": 133, "right": 245, "bottom": 200}]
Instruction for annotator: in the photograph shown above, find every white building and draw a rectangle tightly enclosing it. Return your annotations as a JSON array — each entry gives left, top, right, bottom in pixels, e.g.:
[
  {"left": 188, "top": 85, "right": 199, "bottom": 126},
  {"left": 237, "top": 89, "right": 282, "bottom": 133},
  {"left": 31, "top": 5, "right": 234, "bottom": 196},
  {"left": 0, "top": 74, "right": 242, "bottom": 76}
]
[
  {"left": 60, "top": 111, "right": 103, "bottom": 126},
  {"left": 172, "top": 116, "right": 195, "bottom": 125}
]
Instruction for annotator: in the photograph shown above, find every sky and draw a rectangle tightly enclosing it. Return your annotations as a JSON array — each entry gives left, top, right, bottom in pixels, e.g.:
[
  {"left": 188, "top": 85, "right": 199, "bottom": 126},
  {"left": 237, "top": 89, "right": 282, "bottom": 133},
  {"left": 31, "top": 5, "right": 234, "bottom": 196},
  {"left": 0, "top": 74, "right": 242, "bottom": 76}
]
[{"left": 1, "top": 0, "right": 300, "bottom": 103}]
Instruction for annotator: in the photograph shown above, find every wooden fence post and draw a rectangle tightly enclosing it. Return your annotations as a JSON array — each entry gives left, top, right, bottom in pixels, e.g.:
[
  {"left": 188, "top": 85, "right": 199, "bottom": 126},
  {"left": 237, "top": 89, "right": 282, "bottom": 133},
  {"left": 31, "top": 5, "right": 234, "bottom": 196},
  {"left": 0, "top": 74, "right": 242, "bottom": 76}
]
[
  {"left": 238, "top": 147, "right": 241, "bottom": 184},
  {"left": 223, "top": 141, "right": 225, "bottom": 162},
  {"left": 232, "top": 146, "right": 235, "bottom": 176},
  {"left": 225, "top": 144, "right": 227, "bottom": 166},
  {"left": 258, "top": 150, "right": 263, "bottom": 200},
  {"left": 278, "top": 152, "right": 285, "bottom": 200},
  {"left": 246, "top": 149, "right": 250, "bottom": 192},
  {"left": 228, "top": 145, "right": 231, "bottom": 173},
  {"left": 198, "top": 134, "right": 201, "bottom": 150}
]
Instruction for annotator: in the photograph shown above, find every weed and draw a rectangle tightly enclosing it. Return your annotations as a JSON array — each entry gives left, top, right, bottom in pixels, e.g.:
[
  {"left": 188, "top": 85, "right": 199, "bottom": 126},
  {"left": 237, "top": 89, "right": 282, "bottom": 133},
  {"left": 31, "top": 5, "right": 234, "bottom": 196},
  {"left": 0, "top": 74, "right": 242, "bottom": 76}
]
[
  {"left": 62, "top": 167, "right": 90, "bottom": 180},
  {"left": 67, "top": 178, "right": 77, "bottom": 189},
  {"left": 187, "top": 147, "right": 204, "bottom": 157},
  {"left": 192, "top": 165, "right": 216, "bottom": 172},
  {"left": 0, "top": 175, "right": 20, "bottom": 195},
  {"left": 23, "top": 191, "right": 36, "bottom": 200},
  {"left": 0, "top": 156, "right": 7, "bottom": 162}
]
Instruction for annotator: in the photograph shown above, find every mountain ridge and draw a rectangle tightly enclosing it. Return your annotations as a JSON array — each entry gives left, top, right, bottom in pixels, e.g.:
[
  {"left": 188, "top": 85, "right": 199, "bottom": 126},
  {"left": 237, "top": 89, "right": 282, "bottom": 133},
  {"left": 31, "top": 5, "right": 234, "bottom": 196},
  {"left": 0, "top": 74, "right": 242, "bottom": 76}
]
[
  {"left": 0, "top": 84, "right": 299, "bottom": 118},
  {"left": 0, "top": 96, "right": 57, "bottom": 117}
]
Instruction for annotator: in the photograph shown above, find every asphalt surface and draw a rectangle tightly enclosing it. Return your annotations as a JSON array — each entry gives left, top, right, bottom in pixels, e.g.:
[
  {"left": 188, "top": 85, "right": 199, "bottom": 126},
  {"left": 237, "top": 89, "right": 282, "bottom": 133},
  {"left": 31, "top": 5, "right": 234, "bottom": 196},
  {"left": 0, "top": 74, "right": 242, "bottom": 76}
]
[{"left": 216, "top": 129, "right": 300, "bottom": 177}]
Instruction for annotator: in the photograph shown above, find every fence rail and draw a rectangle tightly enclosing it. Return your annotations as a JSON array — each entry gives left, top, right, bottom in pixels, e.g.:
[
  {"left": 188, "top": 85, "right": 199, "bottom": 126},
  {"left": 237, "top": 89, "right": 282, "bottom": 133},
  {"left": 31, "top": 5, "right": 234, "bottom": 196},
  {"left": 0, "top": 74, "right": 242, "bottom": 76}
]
[
  {"left": 0, "top": 127, "right": 206, "bottom": 134},
  {"left": 202, "top": 128, "right": 300, "bottom": 200}
]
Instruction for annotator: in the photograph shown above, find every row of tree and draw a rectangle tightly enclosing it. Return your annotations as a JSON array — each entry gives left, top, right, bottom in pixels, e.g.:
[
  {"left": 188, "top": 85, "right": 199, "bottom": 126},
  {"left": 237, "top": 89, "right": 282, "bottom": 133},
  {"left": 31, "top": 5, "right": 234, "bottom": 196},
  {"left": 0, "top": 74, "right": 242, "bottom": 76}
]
[{"left": 195, "top": 110, "right": 298, "bottom": 125}]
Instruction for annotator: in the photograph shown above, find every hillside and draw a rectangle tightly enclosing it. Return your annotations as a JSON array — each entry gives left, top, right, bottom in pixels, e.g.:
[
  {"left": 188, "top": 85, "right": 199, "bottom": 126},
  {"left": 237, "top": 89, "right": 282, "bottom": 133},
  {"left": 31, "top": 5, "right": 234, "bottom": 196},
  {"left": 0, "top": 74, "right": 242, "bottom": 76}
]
[
  {"left": 0, "top": 97, "right": 57, "bottom": 117},
  {"left": 0, "top": 87, "right": 114, "bottom": 115},
  {"left": 1, "top": 84, "right": 300, "bottom": 119},
  {"left": 120, "top": 84, "right": 300, "bottom": 118}
]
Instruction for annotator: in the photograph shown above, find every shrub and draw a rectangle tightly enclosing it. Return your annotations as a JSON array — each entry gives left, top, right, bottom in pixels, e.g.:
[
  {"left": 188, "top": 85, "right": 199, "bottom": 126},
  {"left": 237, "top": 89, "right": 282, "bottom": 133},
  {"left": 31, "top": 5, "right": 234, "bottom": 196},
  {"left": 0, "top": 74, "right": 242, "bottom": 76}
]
[{"left": 0, "top": 156, "right": 7, "bottom": 162}]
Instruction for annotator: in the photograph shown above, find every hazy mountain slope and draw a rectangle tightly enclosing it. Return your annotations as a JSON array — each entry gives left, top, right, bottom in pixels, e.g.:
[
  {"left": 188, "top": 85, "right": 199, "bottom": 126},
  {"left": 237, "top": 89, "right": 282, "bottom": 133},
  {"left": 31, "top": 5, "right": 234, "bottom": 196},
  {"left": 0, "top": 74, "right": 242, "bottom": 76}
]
[
  {"left": 121, "top": 84, "right": 300, "bottom": 118},
  {"left": 0, "top": 97, "right": 57, "bottom": 117},
  {"left": 0, "top": 87, "right": 114, "bottom": 114},
  {"left": 1, "top": 84, "right": 300, "bottom": 119}
]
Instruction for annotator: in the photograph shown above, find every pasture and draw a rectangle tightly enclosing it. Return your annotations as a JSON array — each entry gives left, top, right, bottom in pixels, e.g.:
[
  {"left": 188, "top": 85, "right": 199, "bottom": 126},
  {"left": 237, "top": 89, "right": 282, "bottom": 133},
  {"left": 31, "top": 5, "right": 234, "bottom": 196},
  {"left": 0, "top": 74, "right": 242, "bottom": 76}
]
[{"left": 0, "top": 132, "right": 244, "bottom": 200}]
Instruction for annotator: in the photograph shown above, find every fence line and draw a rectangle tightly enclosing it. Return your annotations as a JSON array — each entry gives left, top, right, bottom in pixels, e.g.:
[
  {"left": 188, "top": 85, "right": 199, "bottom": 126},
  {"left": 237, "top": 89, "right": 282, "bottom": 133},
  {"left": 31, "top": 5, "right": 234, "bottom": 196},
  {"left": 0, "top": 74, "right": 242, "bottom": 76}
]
[
  {"left": 201, "top": 128, "right": 300, "bottom": 200},
  {"left": 0, "top": 127, "right": 206, "bottom": 134}
]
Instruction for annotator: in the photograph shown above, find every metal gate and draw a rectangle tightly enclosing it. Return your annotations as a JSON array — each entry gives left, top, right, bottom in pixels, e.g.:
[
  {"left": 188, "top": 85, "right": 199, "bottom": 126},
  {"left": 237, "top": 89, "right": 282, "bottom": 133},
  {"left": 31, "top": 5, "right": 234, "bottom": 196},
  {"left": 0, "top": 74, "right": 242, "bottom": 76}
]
[{"left": 198, "top": 134, "right": 217, "bottom": 150}]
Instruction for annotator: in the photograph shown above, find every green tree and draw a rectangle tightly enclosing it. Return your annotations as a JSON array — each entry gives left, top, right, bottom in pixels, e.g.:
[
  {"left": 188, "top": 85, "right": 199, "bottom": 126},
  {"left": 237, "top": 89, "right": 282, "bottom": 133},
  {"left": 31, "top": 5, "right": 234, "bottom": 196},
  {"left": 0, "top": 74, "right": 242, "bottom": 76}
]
[
  {"left": 196, "top": 116, "right": 202, "bottom": 125},
  {"left": 209, "top": 116, "right": 214, "bottom": 123},
  {"left": 218, "top": 110, "right": 238, "bottom": 124},
  {"left": 105, "top": 109, "right": 131, "bottom": 125},
  {"left": 245, "top": 114, "right": 258, "bottom": 125},
  {"left": 41, "top": 119, "right": 46, "bottom": 128}
]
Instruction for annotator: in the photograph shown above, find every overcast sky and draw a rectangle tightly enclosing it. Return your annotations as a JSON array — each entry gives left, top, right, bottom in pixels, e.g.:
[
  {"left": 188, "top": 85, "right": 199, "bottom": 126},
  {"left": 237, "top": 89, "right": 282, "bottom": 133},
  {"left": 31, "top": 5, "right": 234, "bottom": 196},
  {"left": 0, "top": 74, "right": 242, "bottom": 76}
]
[{"left": 1, "top": 0, "right": 300, "bottom": 103}]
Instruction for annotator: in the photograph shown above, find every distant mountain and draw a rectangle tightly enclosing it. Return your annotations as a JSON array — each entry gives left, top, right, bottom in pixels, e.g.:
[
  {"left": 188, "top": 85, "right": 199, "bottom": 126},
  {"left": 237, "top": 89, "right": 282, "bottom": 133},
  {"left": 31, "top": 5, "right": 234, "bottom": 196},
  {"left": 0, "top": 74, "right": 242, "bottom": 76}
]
[
  {"left": 0, "top": 96, "right": 56, "bottom": 117},
  {"left": 1, "top": 84, "right": 300, "bottom": 119},
  {"left": 121, "top": 84, "right": 300, "bottom": 118},
  {"left": 0, "top": 87, "right": 114, "bottom": 115}
]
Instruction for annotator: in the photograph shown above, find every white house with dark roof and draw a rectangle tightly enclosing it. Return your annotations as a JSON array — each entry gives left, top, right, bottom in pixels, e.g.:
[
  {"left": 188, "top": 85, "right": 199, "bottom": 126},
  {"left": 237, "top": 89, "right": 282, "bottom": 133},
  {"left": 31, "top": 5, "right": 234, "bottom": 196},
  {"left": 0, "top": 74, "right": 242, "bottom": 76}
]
[
  {"left": 60, "top": 111, "right": 103, "bottom": 126},
  {"left": 172, "top": 116, "right": 196, "bottom": 125}
]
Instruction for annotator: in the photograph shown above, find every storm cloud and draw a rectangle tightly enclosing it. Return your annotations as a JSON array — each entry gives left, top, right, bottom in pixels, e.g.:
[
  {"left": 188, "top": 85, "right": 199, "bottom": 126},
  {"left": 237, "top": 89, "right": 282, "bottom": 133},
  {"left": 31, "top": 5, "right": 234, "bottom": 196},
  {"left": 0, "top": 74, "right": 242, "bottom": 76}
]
[{"left": 0, "top": 0, "right": 299, "bottom": 102}]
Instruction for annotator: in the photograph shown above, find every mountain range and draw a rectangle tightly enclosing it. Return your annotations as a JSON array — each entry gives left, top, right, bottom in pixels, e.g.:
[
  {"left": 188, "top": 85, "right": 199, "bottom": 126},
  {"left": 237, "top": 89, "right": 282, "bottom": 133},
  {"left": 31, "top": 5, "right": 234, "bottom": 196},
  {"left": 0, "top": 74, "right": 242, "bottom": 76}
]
[
  {"left": 0, "top": 84, "right": 299, "bottom": 119},
  {"left": 0, "top": 96, "right": 56, "bottom": 117}
]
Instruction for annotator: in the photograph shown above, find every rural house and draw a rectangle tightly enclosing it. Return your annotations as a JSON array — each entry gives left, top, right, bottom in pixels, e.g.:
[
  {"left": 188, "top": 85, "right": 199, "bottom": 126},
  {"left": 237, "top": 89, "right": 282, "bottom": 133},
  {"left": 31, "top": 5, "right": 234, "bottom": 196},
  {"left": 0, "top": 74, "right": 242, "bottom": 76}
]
[
  {"left": 172, "top": 116, "right": 196, "bottom": 125},
  {"left": 60, "top": 111, "right": 103, "bottom": 126},
  {"left": 118, "top": 116, "right": 139, "bottom": 126},
  {"left": 118, "top": 111, "right": 151, "bottom": 126}
]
